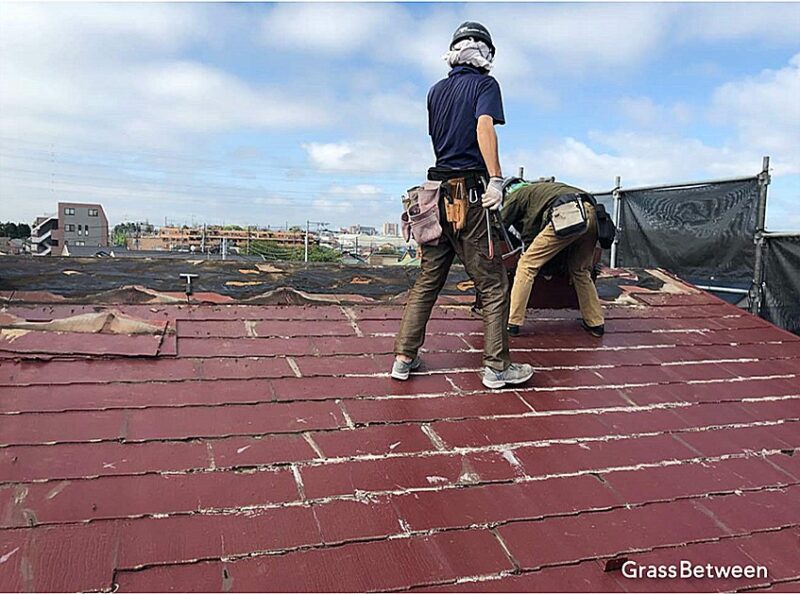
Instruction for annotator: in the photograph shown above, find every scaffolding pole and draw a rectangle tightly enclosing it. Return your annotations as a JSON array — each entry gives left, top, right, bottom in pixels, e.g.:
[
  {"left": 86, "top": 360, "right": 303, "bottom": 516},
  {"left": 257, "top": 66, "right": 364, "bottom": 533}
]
[
  {"left": 609, "top": 175, "right": 621, "bottom": 268},
  {"left": 749, "top": 156, "right": 771, "bottom": 315}
]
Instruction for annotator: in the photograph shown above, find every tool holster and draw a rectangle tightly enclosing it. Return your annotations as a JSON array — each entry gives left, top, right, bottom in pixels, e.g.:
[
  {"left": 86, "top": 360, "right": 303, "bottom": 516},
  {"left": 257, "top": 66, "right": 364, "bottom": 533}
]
[
  {"left": 427, "top": 167, "right": 487, "bottom": 235},
  {"left": 442, "top": 177, "right": 468, "bottom": 233}
]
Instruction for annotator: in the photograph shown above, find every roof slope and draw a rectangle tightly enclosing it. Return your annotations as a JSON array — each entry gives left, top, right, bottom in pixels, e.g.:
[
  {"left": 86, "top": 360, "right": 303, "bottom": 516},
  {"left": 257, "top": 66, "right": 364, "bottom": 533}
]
[{"left": 0, "top": 272, "right": 798, "bottom": 592}]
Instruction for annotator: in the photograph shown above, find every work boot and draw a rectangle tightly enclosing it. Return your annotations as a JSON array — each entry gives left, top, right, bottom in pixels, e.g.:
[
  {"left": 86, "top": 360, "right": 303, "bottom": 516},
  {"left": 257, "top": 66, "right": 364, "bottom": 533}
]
[
  {"left": 391, "top": 356, "right": 421, "bottom": 380},
  {"left": 581, "top": 320, "right": 605, "bottom": 337},
  {"left": 506, "top": 324, "right": 520, "bottom": 336},
  {"left": 482, "top": 363, "right": 534, "bottom": 389}
]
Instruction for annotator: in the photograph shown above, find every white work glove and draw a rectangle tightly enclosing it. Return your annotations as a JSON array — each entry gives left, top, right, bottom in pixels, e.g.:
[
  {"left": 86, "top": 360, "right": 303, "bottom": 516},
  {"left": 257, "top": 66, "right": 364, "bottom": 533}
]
[{"left": 481, "top": 176, "right": 504, "bottom": 210}]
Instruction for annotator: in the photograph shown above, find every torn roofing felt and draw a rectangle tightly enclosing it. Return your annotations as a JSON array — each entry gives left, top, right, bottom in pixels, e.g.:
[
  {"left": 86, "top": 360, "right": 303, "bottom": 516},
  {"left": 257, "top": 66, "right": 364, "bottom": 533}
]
[{"left": 0, "top": 256, "right": 665, "bottom": 305}]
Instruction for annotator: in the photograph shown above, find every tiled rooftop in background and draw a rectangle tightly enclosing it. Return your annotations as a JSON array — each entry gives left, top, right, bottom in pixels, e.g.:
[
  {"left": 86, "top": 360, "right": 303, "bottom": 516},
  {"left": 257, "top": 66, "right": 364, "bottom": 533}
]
[{"left": 0, "top": 266, "right": 799, "bottom": 592}]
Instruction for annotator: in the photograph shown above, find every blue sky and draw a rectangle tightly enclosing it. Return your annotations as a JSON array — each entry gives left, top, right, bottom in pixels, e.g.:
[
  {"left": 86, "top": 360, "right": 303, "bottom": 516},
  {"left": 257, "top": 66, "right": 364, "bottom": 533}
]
[{"left": 1, "top": 2, "right": 798, "bottom": 231}]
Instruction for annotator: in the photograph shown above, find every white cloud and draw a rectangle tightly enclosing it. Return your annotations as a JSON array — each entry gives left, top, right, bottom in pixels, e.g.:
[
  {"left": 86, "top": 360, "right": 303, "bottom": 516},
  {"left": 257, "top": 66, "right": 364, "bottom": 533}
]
[
  {"left": 259, "top": 3, "right": 676, "bottom": 82},
  {"left": 3, "top": 3, "right": 799, "bottom": 231},
  {"left": 507, "top": 132, "right": 763, "bottom": 194},
  {"left": 329, "top": 184, "right": 384, "bottom": 196},
  {"left": 679, "top": 3, "right": 800, "bottom": 44},
  {"left": 303, "top": 139, "right": 432, "bottom": 174},
  {"left": 260, "top": 4, "right": 404, "bottom": 54},
  {"left": 311, "top": 185, "right": 401, "bottom": 226},
  {"left": 258, "top": 3, "right": 800, "bottom": 94},
  {"left": 0, "top": 3, "right": 210, "bottom": 58},
  {"left": 619, "top": 97, "right": 663, "bottom": 128},
  {"left": 366, "top": 92, "right": 427, "bottom": 129},
  {"left": 134, "top": 61, "right": 333, "bottom": 133},
  {"left": 619, "top": 97, "right": 693, "bottom": 128},
  {"left": 0, "top": 4, "right": 334, "bottom": 153},
  {"left": 711, "top": 53, "right": 800, "bottom": 175},
  {"left": 488, "top": 4, "right": 675, "bottom": 73}
]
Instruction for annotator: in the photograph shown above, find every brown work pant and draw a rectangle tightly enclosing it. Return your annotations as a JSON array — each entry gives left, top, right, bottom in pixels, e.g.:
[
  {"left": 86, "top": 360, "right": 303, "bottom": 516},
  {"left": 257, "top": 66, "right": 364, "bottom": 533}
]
[
  {"left": 394, "top": 200, "right": 511, "bottom": 371},
  {"left": 509, "top": 203, "right": 604, "bottom": 327}
]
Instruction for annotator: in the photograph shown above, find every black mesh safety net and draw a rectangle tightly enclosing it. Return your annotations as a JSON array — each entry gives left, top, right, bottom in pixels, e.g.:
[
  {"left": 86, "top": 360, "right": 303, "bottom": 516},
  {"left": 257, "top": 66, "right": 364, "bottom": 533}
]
[
  {"left": 615, "top": 178, "right": 760, "bottom": 286},
  {"left": 761, "top": 234, "right": 800, "bottom": 335}
]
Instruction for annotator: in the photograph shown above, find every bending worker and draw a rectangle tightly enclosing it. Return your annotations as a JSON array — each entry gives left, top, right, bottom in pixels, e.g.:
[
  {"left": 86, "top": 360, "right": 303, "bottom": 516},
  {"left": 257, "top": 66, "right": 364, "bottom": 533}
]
[
  {"left": 502, "top": 179, "right": 606, "bottom": 337},
  {"left": 392, "top": 21, "right": 534, "bottom": 390}
]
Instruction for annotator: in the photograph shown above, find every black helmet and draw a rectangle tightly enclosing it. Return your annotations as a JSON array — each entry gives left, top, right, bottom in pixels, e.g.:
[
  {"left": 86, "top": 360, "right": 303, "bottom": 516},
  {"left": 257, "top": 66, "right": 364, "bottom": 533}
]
[{"left": 450, "top": 21, "right": 494, "bottom": 53}]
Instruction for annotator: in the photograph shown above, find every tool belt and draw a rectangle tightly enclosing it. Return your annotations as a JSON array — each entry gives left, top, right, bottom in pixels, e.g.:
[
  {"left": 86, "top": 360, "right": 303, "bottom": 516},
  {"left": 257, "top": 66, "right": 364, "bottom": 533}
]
[
  {"left": 427, "top": 168, "right": 487, "bottom": 233},
  {"left": 548, "top": 192, "right": 597, "bottom": 238}
]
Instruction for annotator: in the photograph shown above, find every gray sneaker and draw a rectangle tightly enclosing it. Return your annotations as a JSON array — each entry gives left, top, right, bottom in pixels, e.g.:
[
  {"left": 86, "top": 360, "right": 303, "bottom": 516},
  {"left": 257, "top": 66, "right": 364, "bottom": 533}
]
[
  {"left": 482, "top": 363, "right": 534, "bottom": 389},
  {"left": 391, "top": 357, "right": 421, "bottom": 380}
]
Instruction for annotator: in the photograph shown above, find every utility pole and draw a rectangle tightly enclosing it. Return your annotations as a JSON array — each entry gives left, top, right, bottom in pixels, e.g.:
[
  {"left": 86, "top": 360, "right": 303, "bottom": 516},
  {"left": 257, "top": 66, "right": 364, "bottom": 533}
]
[
  {"left": 305, "top": 220, "right": 329, "bottom": 262},
  {"left": 305, "top": 221, "right": 309, "bottom": 262}
]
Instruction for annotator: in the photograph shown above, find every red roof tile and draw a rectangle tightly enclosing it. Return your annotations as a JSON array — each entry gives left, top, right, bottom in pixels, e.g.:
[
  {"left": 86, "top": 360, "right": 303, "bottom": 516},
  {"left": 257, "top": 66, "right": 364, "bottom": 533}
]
[{"left": 0, "top": 271, "right": 799, "bottom": 592}]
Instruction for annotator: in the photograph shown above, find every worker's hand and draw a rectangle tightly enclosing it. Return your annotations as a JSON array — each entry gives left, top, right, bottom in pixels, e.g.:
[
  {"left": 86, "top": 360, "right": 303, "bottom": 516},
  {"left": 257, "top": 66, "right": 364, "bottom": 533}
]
[{"left": 482, "top": 176, "right": 504, "bottom": 210}]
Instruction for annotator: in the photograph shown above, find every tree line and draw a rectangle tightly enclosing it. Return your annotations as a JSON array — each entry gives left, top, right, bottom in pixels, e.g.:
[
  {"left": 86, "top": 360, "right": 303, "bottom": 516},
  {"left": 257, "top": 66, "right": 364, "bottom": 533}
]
[{"left": 0, "top": 222, "right": 31, "bottom": 239}]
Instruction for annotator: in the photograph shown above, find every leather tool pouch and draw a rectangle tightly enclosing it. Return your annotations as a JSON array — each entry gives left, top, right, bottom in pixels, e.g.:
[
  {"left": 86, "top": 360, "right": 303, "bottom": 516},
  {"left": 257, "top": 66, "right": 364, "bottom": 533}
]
[
  {"left": 549, "top": 193, "right": 588, "bottom": 238},
  {"left": 443, "top": 177, "right": 468, "bottom": 232},
  {"left": 402, "top": 181, "right": 443, "bottom": 245}
]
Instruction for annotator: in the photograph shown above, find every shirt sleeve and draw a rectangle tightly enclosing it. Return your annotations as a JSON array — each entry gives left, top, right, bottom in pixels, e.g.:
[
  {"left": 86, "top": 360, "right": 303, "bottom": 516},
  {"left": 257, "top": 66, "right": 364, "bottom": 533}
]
[
  {"left": 501, "top": 193, "right": 524, "bottom": 231},
  {"left": 427, "top": 87, "right": 434, "bottom": 136},
  {"left": 475, "top": 77, "right": 505, "bottom": 125}
]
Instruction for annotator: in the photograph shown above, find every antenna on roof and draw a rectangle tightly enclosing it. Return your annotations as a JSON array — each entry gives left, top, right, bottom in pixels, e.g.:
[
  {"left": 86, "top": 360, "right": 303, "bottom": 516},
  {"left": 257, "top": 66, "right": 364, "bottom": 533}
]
[{"left": 179, "top": 273, "right": 198, "bottom": 305}]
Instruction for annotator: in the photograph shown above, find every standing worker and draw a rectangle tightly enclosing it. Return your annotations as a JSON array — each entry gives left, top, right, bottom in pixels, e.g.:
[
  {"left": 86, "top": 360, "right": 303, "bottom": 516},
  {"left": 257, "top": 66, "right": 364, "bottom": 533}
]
[
  {"left": 502, "top": 179, "right": 606, "bottom": 337},
  {"left": 392, "top": 21, "right": 534, "bottom": 390}
]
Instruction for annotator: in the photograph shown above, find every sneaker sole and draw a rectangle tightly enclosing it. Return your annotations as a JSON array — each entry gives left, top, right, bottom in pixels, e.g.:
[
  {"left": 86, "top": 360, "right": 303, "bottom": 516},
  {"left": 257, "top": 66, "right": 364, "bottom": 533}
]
[
  {"left": 482, "top": 370, "right": 535, "bottom": 389},
  {"left": 390, "top": 360, "right": 420, "bottom": 381}
]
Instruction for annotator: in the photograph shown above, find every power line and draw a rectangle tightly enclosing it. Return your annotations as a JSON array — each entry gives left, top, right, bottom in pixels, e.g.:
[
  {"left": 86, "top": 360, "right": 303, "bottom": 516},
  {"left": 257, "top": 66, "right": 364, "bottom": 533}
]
[
  {"left": 0, "top": 166, "right": 403, "bottom": 198},
  {"left": 0, "top": 141, "right": 421, "bottom": 178},
  {"left": 0, "top": 152, "right": 415, "bottom": 187},
  {"left": 0, "top": 175, "right": 402, "bottom": 206}
]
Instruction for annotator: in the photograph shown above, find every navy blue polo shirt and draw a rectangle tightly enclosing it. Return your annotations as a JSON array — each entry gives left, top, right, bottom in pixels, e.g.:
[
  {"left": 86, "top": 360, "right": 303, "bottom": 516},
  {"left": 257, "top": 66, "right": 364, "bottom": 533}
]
[{"left": 427, "top": 65, "right": 505, "bottom": 170}]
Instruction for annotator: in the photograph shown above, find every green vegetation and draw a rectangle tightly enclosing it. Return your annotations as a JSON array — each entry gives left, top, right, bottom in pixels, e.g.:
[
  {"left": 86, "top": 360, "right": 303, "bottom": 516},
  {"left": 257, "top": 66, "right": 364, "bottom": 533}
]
[
  {"left": 112, "top": 222, "right": 154, "bottom": 247},
  {"left": 0, "top": 222, "right": 31, "bottom": 239},
  {"left": 249, "top": 240, "right": 341, "bottom": 262}
]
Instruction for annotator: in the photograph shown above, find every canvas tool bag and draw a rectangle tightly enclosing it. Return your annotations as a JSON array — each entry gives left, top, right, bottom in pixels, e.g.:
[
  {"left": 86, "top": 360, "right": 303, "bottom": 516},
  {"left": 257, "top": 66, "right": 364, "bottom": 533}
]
[
  {"left": 594, "top": 203, "right": 616, "bottom": 249},
  {"left": 549, "top": 193, "right": 588, "bottom": 238},
  {"left": 401, "top": 181, "right": 443, "bottom": 245},
  {"left": 443, "top": 177, "right": 468, "bottom": 232}
]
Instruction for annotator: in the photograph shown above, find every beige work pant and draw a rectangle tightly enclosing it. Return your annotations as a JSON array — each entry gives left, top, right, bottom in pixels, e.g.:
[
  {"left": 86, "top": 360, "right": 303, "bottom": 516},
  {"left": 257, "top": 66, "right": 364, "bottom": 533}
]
[{"left": 508, "top": 203, "right": 604, "bottom": 327}]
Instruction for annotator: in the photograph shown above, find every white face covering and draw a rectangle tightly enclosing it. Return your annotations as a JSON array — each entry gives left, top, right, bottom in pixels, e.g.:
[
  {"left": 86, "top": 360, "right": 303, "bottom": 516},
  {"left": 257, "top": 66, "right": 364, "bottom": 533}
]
[{"left": 442, "top": 39, "right": 495, "bottom": 71}]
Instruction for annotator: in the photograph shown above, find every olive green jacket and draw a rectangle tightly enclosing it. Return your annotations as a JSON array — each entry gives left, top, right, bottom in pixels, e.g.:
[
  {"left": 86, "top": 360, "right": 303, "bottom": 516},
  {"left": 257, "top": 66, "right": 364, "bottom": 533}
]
[{"left": 501, "top": 181, "right": 584, "bottom": 245}]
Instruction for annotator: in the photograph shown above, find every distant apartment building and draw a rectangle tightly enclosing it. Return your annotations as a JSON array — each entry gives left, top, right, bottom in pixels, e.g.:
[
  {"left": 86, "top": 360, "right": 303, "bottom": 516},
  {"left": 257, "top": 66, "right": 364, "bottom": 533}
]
[
  {"left": 348, "top": 225, "right": 378, "bottom": 236},
  {"left": 32, "top": 202, "right": 108, "bottom": 256},
  {"left": 30, "top": 215, "right": 58, "bottom": 256},
  {"left": 129, "top": 226, "right": 305, "bottom": 252},
  {"left": 382, "top": 222, "right": 399, "bottom": 237}
]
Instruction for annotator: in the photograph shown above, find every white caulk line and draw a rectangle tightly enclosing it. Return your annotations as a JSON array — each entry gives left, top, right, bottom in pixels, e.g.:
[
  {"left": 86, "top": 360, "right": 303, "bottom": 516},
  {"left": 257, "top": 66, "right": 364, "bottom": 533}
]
[
  {"left": 421, "top": 424, "right": 447, "bottom": 451},
  {"left": 302, "top": 433, "right": 325, "bottom": 459},
  {"left": 286, "top": 357, "right": 302, "bottom": 378},
  {"left": 340, "top": 306, "right": 365, "bottom": 337}
]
